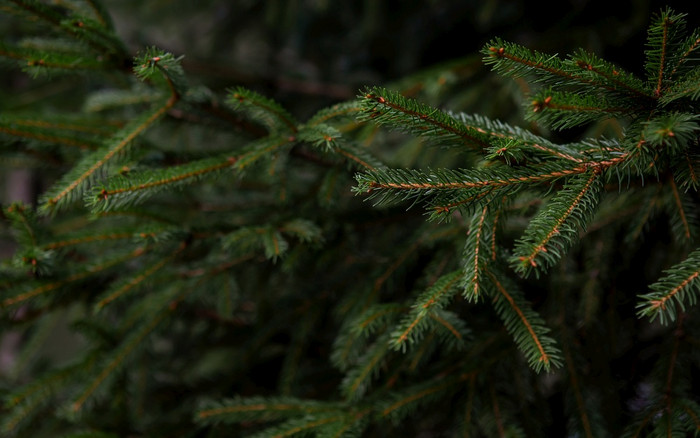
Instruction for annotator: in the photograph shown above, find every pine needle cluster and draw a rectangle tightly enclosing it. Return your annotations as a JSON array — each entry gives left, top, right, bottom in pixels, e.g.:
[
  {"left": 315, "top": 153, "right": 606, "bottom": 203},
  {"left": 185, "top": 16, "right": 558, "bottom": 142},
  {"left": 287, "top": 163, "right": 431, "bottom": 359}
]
[{"left": 1, "top": 2, "right": 699, "bottom": 437}]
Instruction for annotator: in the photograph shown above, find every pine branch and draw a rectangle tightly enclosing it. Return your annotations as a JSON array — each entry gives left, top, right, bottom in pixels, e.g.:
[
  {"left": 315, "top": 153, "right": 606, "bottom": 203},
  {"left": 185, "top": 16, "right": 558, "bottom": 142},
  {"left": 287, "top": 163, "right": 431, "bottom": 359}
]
[
  {"left": 666, "top": 176, "right": 697, "bottom": 242},
  {"left": 195, "top": 396, "right": 337, "bottom": 425},
  {"left": 482, "top": 38, "right": 654, "bottom": 100},
  {"left": 70, "top": 308, "right": 170, "bottom": 413},
  {"left": 485, "top": 270, "right": 562, "bottom": 372},
  {"left": 389, "top": 270, "right": 463, "bottom": 351},
  {"left": 38, "top": 101, "right": 173, "bottom": 213},
  {"left": 668, "top": 27, "right": 700, "bottom": 80},
  {"left": 2, "top": 0, "right": 127, "bottom": 58},
  {"left": 0, "top": 113, "right": 111, "bottom": 149},
  {"left": 86, "top": 155, "right": 237, "bottom": 212},
  {"left": 645, "top": 8, "right": 689, "bottom": 97},
  {"left": 659, "top": 67, "right": 700, "bottom": 104},
  {"left": 341, "top": 332, "right": 391, "bottom": 401},
  {"left": 568, "top": 48, "right": 652, "bottom": 100},
  {"left": 93, "top": 241, "right": 187, "bottom": 310},
  {"left": 379, "top": 372, "right": 471, "bottom": 422},
  {"left": 526, "top": 89, "right": 632, "bottom": 130},
  {"left": 360, "top": 86, "right": 491, "bottom": 150},
  {"left": 227, "top": 87, "right": 298, "bottom": 134},
  {"left": 511, "top": 171, "right": 602, "bottom": 277},
  {"left": 42, "top": 226, "right": 171, "bottom": 250},
  {"left": 675, "top": 149, "right": 700, "bottom": 192},
  {"left": 297, "top": 124, "right": 386, "bottom": 170},
  {"left": 637, "top": 247, "right": 700, "bottom": 324},
  {"left": 1, "top": 351, "right": 101, "bottom": 435},
  {"left": 1, "top": 247, "right": 146, "bottom": 308},
  {"left": 35, "top": 50, "right": 184, "bottom": 213},
  {"left": 307, "top": 100, "right": 364, "bottom": 127},
  {"left": 452, "top": 112, "right": 587, "bottom": 163},
  {"left": 0, "top": 41, "right": 110, "bottom": 75},
  {"left": 248, "top": 414, "right": 349, "bottom": 438},
  {"left": 348, "top": 303, "right": 404, "bottom": 339},
  {"left": 462, "top": 205, "right": 495, "bottom": 300},
  {"left": 642, "top": 113, "right": 700, "bottom": 156}
]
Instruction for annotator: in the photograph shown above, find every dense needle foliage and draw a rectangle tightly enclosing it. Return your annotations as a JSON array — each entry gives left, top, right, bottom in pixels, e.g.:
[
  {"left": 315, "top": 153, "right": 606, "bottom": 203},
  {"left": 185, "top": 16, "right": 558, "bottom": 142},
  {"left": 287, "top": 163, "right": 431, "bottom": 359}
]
[{"left": 1, "top": 2, "right": 700, "bottom": 437}]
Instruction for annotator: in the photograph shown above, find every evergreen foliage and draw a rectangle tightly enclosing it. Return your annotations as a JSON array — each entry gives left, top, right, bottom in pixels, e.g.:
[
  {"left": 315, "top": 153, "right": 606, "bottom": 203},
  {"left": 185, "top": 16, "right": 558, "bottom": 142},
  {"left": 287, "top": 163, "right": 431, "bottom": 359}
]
[{"left": 1, "top": 2, "right": 700, "bottom": 437}]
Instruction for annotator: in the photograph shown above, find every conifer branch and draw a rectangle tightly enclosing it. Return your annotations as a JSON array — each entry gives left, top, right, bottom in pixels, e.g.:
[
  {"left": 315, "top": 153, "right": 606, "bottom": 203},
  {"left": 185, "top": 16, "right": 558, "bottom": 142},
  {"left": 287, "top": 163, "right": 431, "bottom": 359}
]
[
  {"left": 380, "top": 373, "right": 470, "bottom": 420},
  {"left": 361, "top": 87, "right": 491, "bottom": 149},
  {"left": 570, "top": 49, "right": 653, "bottom": 99},
  {"left": 656, "top": 15, "right": 670, "bottom": 97},
  {"left": 563, "top": 340, "right": 594, "bottom": 438},
  {"left": 486, "top": 271, "right": 561, "bottom": 372},
  {"left": 37, "top": 50, "right": 186, "bottom": 213},
  {"left": 71, "top": 309, "right": 169, "bottom": 412},
  {"left": 43, "top": 231, "right": 135, "bottom": 249},
  {"left": 307, "top": 101, "right": 363, "bottom": 127},
  {"left": 668, "top": 31, "right": 700, "bottom": 80},
  {"left": 462, "top": 205, "right": 492, "bottom": 300},
  {"left": 0, "top": 125, "right": 94, "bottom": 149},
  {"left": 195, "top": 397, "right": 335, "bottom": 424},
  {"left": 3, "top": 0, "right": 126, "bottom": 57},
  {"left": 252, "top": 415, "right": 348, "bottom": 438},
  {"left": 527, "top": 90, "right": 631, "bottom": 130},
  {"left": 0, "top": 42, "right": 109, "bottom": 73},
  {"left": 350, "top": 303, "right": 404, "bottom": 338},
  {"left": 342, "top": 333, "right": 390, "bottom": 400},
  {"left": 637, "top": 247, "right": 700, "bottom": 324},
  {"left": 511, "top": 171, "right": 602, "bottom": 277},
  {"left": 2, "top": 4, "right": 700, "bottom": 435},
  {"left": 87, "top": 156, "right": 237, "bottom": 212},
  {"left": 84, "top": 0, "right": 114, "bottom": 30},
  {"left": 228, "top": 87, "right": 298, "bottom": 134},
  {"left": 94, "top": 241, "right": 187, "bottom": 310},
  {"left": 1, "top": 247, "right": 146, "bottom": 307},
  {"left": 669, "top": 177, "right": 691, "bottom": 239},
  {"left": 39, "top": 100, "right": 174, "bottom": 212}
]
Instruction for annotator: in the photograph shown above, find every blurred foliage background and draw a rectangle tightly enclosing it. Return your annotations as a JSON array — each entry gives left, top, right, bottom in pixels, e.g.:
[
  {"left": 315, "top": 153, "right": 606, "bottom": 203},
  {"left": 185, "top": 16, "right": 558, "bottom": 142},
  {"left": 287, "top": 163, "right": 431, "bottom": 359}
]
[{"left": 0, "top": 0, "right": 697, "bottom": 436}]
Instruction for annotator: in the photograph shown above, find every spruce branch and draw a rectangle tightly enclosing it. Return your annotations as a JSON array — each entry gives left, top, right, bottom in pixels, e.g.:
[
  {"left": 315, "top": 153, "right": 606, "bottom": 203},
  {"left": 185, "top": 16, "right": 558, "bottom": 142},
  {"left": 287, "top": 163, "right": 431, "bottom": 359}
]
[
  {"left": 526, "top": 89, "right": 632, "bottom": 130},
  {"left": 659, "top": 66, "right": 700, "bottom": 104},
  {"left": 227, "top": 86, "right": 298, "bottom": 134},
  {"left": 2, "top": 0, "right": 127, "bottom": 58},
  {"left": 86, "top": 155, "right": 237, "bottom": 212},
  {"left": 379, "top": 371, "right": 472, "bottom": 423},
  {"left": 666, "top": 176, "right": 698, "bottom": 242},
  {"left": 360, "top": 86, "right": 491, "bottom": 150},
  {"left": 93, "top": 240, "right": 187, "bottom": 311},
  {"left": 462, "top": 204, "right": 495, "bottom": 300},
  {"left": 389, "top": 270, "right": 463, "bottom": 352},
  {"left": 1, "top": 247, "right": 146, "bottom": 308},
  {"left": 568, "top": 48, "right": 652, "bottom": 100},
  {"left": 511, "top": 171, "right": 603, "bottom": 277},
  {"left": 452, "top": 112, "right": 587, "bottom": 163},
  {"left": 306, "top": 100, "right": 364, "bottom": 127},
  {"left": 0, "top": 41, "right": 111, "bottom": 75},
  {"left": 297, "top": 124, "right": 386, "bottom": 170},
  {"left": 70, "top": 307, "right": 170, "bottom": 413},
  {"left": 675, "top": 149, "right": 700, "bottom": 192},
  {"left": 482, "top": 38, "right": 654, "bottom": 100},
  {"left": 195, "top": 396, "right": 337, "bottom": 425},
  {"left": 38, "top": 49, "right": 184, "bottom": 214},
  {"left": 0, "top": 113, "right": 112, "bottom": 149},
  {"left": 645, "top": 8, "right": 688, "bottom": 97},
  {"left": 341, "top": 332, "right": 391, "bottom": 401},
  {"left": 637, "top": 247, "right": 700, "bottom": 324},
  {"left": 347, "top": 303, "right": 404, "bottom": 339},
  {"left": 485, "top": 270, "right": 562, "bottom": 372},
  {"left": 247, "top": 414, "right": 350, "bottom": 438}
]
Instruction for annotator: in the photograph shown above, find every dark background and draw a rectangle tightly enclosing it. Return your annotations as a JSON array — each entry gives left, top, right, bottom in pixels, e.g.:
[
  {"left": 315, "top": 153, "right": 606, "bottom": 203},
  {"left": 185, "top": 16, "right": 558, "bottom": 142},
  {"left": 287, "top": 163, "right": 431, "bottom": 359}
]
[{"left": 103, "top": 0, "right": 694, "bottom": 107}]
